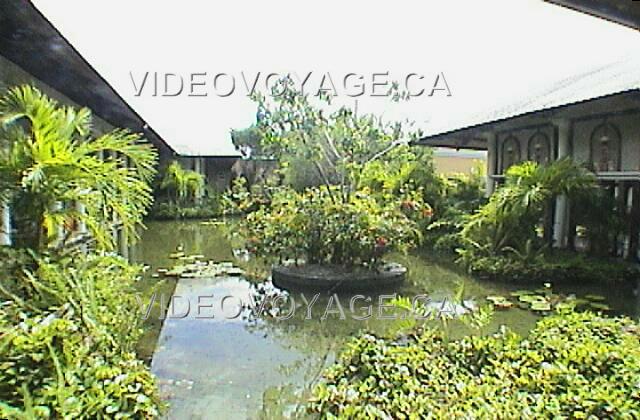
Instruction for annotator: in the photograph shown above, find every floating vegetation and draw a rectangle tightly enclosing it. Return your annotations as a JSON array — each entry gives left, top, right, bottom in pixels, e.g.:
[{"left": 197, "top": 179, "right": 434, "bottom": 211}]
[
  {"left": 155, "top": 252, "right": 245, "bottom": 279},
  {"left": 486, "top": 284, "right": 611, "bottom": 314},
  {"left": 485, "top": 295, "right": 513, "bottom": 310}
]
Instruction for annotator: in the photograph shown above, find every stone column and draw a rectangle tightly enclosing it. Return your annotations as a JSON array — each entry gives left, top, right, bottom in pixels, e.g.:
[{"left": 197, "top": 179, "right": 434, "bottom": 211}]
[
  {"left": 0, "top": 203, "right": 11, "bottom": 246},
  {"left": 485, "top": 132, "right": 498, "bottom": 196},
  {"left": 553, "top": 119, "right": 571, "bottom": 248}
]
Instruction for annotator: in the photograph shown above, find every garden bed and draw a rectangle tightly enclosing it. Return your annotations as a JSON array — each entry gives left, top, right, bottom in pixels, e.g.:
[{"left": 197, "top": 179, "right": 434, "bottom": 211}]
[
  {"left": 467, "top": 253, "right": 640, "bottom": 287},
  {"left": 272, "top": 263, "right": 406, "bottom": 292}
]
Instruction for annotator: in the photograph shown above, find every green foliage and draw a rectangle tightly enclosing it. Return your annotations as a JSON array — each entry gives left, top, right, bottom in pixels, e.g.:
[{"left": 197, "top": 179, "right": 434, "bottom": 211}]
[
  {"left": 572, "top": 188, "right": 626, "bottom": 257},
  {"left": 160, "top": 161, "right": 205, "bottom": 205},
  {"left": 459, "top": 159, "right": 596, "bottom": 259},
  {"left": 222, "top": 176, "right": 279, "bottom": 216},
  {"left": 0, "top": 252, "right": 162, "bottom": 418},
  {"left": 250, "top": 76, "right": 420, "bottom": 202},
  {"left": 309, "top": 311, "right": 640, "bottom": 418},
  {"left": 425, "top": 166, "right": 487, "bottom": 253},
  {"left": 149, "top": 194, "right": 221, "bottom": 220},
  {"left": 242, "top": 187, "right": 421, "bottom": 268},
  {"left": 356, "top": 146, "right": 442, "bottom": 198},
  {"left": 230, "top": 125, "right": 267, "bottom": 159},
  {"left": 0, "top": 85, "right": 157, "bottom": 251},
  {"left": 467, "top": 252, "right": 638, "bottom": 285}
]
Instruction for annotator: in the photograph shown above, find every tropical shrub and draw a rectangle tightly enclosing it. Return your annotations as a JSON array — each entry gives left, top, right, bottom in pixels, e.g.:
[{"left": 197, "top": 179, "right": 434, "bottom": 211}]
[
  {"left": 249, "top": 76, "right": 425, "bottom": 205},
  {"left": 149, "top": 194, "right": 221, "bottom": 220},
  {"left": 459, "top": 159, "right": 596, "bottom": 260},
  {"left": 159, "top": 161, "right": 205, "bottom": 205},
  {"left": 309, "top": 311, "right": 640, "bottom": 418},
  {"left": 425, "top": 166, "right": 487, "bottom": 253},
  {"left": 242, "top": 187, "right": 422, "bottom": 268},
  {"left": 467, "top": 252, "right": 638, "bottom": 285},
  {"left": 0, "top": 253, "right": 162, "bottom": 418},
  {"left": 222, "top": 176, "right": 279, "bottom": 216},
  {"left": 572, "top": 188, "right": 626, "bottom": 257},
  {"left": 0, "top": 85, "right": 157, "bottom": 251}
]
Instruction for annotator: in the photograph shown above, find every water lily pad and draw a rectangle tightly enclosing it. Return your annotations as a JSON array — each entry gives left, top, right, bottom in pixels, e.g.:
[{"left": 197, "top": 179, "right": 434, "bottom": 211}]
[
  {"left": 510, "top": 290, "right": 533, "bottom": 297},
  {"left": 555, "top": 302, "right": 576, "bottom": 311},
  {"left": 530, "top": 301, "right": 551, "bottom": 311},
  {"left": 519, "top": 295, "right": 545, "bottom": 303},
  {"left": 588, "top": 302, "right": 610, "bottom": 311},
  {"left": 486, "top": 295, "right": 513, "bottom": 309}
]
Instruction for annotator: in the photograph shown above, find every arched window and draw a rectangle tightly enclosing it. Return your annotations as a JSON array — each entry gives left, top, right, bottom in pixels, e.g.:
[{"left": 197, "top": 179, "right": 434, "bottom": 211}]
[
  {"left": 528, "top": 131, "right": 551, "bottom": 165},
  {"left": 501, "top": 135, "right": 521, "bottom": 173},
  {"left": 590, "top": 122, "right": 621, "bottom": 172}
]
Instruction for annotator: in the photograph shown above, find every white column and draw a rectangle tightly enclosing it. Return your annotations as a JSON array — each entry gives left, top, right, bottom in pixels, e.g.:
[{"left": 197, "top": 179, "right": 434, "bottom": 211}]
[
  {"left": 1, "top": 204, "right": 11, "bottom": 246},
  {"left": 485, "top": 132, "right": 497, "bottom": 196},
  {"left": 553, "top": 119, "right": 571, "bottom": 248}
]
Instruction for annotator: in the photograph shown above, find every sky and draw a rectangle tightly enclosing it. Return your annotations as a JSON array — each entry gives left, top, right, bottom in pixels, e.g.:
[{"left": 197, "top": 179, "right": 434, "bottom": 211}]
[{"left": 31, "top": 0, "right": 640, "bottom": 156}]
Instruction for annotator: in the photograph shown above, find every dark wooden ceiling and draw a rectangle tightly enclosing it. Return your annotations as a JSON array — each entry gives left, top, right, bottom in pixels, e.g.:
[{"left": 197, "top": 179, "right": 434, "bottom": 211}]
[{"left": 0, "top": 0, "right": 175, "bottom": 155}]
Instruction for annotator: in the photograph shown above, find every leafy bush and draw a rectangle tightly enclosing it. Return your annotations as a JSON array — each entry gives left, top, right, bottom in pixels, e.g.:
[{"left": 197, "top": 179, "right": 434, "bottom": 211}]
[
  {"left": 221, "top": 176, "right": 277, "bottom": 216},
  {"left": 459, "top": 159, "right": 596, "bottom": 258},
  {"left": 0, "top": 253, "right": 162, "bottom": 418},
  {"left": 309, "top": 311, "right": 640, "bottom": 418},
  {"left": 0, "top": 85, "right": 157, "bottom": 251},
  {"left": 242, "top": 187, "right": 422, "bottom": 268},
  {"left": 148, "top": 195, "right": 221, "bottom": 220},
  {"left": 159, "top": 161, "right": 205, "bottom": 205},
  {"left": 467, "top": 253, "right": 639, "bottom": 285},
  {"left": 424, "top": 167, "right": 487, "bottom": 253}
]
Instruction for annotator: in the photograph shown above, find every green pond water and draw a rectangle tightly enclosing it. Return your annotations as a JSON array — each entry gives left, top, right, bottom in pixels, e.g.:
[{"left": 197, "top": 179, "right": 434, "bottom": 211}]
[{"left": 133, "top": 220, "right": 640, "bottom": 419}]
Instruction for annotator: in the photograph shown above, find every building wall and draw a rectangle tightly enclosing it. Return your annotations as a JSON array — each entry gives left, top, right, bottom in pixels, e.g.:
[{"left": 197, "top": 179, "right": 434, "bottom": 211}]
[
  {"left": 496, "top": 125, "right": 555, "bottom": 174},
  {"left": 175, "top": 156, "right": 240, "bottom": 192},
  {"left": 487, "top": 106, "right": 640, "bottom": 259},
  {"left": 572, "top": 114, "right": 640, "bottom": 171},
  {"left": 493, "top": 113, "right": 640, "bottom": 173},
  {"left": 433, "top": 156, "right": 484, "bottom": 175}
]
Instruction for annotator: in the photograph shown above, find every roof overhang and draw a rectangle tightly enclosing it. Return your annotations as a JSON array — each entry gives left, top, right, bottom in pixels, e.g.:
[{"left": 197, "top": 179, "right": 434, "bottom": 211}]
[
  {"left": 545, "top": 0, "right": 640, "bottom": 31},
  {"left": 415, "top": 89, "right": 640, "bottom": 150},
  {"left": 0, "top": 1, "right": 177, "bottom": 155}
]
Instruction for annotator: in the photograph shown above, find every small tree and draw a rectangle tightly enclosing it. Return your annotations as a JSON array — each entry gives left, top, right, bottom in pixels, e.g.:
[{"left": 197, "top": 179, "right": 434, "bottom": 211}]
[
  {"left": 160, "top": 161, "right": 205, "bottom": 205},
  {"left": 0, "top": 85, "right": 156, "bottom": 251},
  {"left": 235, "top": 78, "right": 437, "bottom": 269},
  {"left": 251, "top": 77, "right": 420, "bottom": 203}
]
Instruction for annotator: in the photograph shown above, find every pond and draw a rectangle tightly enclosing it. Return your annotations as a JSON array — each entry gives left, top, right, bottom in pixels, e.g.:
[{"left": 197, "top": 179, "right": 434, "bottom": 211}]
[{"left": 133, "top": 220, "right": 640, "bottom": 419}]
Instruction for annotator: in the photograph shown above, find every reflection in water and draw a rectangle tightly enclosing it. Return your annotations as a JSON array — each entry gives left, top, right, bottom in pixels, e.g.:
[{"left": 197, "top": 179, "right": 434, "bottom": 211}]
[{"left": 133, "top": 220, "right": 639, "bottom": 419}]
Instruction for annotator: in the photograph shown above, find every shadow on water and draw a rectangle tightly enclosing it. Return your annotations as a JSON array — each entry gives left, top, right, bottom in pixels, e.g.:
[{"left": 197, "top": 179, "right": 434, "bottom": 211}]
[{"left": 133, "top": 220, "right": 640, "bottom": 419}]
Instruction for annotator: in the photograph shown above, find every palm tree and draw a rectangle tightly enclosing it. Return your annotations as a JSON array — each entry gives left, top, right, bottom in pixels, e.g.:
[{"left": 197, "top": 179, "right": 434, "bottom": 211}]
[
  {"left": 0, "top": 85, "right": 157, "bottom": 251},
  {"left": 160, "top": 161, "right": 205, "bottom": 205},
  {"left": 461, "top": 159, "right": 596, "bottom": 256}
]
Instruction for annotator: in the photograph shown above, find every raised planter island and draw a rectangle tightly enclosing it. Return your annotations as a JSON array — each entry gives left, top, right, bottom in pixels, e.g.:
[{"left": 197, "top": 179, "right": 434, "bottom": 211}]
[{"left": 272, "top": 263, "right": 406, "bottom": 292}]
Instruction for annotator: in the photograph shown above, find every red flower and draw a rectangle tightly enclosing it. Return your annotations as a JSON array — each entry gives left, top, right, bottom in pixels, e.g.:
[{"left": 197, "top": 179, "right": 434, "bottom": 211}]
[
  {"left": 375, "top": 237, "right": 388, "bottom": 248},
  {"left": 422, "top": 207, "right": 434, "bottom": 218}
]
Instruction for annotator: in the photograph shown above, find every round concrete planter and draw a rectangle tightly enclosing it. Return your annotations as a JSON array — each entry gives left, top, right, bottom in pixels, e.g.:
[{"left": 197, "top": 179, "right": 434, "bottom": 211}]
[{"left": 272, "top": 263, "right": 406, "bottom": 292}]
